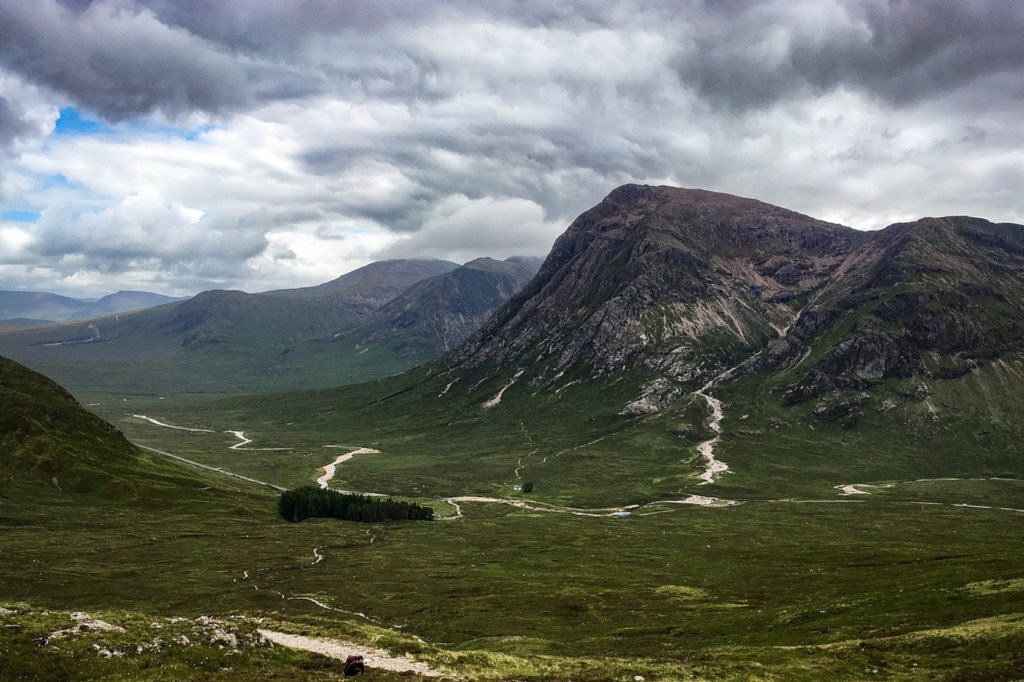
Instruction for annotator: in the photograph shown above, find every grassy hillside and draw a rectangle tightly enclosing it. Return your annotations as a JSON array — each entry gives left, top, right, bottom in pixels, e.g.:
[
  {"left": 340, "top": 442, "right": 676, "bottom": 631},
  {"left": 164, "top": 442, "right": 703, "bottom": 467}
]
[
  {"left": 0, "top": 354, "right": 139, "bottom": 498},
  {"left": 112, "top": 343, "right": 1023, "bottom": 509},
  {"left": 0, "top": 258, "right": 540, "bottom": 399}
]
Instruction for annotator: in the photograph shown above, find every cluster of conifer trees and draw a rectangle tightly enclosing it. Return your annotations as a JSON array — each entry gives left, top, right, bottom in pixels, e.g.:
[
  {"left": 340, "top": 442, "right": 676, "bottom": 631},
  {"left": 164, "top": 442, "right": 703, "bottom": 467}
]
[{"left": 278, "top": 486, "right": 433, "bottom": 523}]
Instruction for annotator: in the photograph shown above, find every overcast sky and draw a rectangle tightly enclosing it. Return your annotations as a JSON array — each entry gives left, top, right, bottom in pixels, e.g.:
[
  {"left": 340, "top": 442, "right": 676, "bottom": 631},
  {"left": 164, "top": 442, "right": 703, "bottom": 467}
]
[{"left": 0, "top": 0, "right": 1021, "bottom": 297}]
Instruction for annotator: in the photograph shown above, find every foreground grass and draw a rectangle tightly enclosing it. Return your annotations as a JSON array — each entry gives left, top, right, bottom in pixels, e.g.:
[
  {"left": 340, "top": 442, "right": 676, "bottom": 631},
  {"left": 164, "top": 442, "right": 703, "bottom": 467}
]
[{"left": 2, "top": 464, "right": 1023, "bottom": 680}]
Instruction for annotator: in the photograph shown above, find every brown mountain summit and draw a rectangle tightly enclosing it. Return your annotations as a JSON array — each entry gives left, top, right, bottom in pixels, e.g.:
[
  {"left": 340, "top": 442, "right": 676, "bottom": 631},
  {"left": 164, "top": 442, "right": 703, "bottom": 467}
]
[{"left": 449, "top": 184, "right": 1024, "bottom": 415}]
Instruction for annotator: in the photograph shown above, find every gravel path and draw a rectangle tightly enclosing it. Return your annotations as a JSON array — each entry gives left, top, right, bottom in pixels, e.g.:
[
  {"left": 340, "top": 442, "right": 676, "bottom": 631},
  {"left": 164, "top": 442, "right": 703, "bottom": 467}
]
[{"left": 258, "top": 629, "right": 443, "bottom": 676}]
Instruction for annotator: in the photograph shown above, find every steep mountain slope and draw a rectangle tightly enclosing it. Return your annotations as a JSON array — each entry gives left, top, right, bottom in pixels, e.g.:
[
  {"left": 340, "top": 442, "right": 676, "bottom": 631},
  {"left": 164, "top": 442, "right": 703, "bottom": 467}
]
[
  {"left": 450, "top": 185, "right": 866, "bottom": 413},
  {"left": 0, "top": 355, "right": 139, "bottom": 498},
  {"left": 447, "top": 186, "right": 1024, "bottom": 420},
  {"left": 0, "top": 289, "right": 182, "bottom": 324},
  {"left": 753, "top": 217, "right": 1024, "bottom": 412},
  {"left": 336, "top": 256, "right": 542, "bottom": 361}
]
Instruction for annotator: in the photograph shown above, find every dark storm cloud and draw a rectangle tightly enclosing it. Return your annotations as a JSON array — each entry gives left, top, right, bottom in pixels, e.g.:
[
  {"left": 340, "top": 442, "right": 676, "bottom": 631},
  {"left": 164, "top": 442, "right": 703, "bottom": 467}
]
[
  {"left": 680, "top": 1, "right": 1024, "bottom": 111},
  {"left": 0, "top": 95, "right": 29, "bottom": 145},
  {"left": 0, "top": 0, "right": 251, "bottom": 120},
  {"left": 3, "top": 1, "right": 1021, "bottom": 123},
  {"left": 2, "top": 0, "right": 1022, "bottom": 296}
]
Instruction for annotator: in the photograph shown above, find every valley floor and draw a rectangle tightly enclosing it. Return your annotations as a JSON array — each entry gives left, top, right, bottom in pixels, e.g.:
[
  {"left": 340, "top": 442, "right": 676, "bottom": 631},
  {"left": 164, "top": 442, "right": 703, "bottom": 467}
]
[
  {"left": 2, "top": 431, "right": 1021, "bottom": 679},
  {"left": 4, "top": 367, "right": 1024, "bottom": 681}
]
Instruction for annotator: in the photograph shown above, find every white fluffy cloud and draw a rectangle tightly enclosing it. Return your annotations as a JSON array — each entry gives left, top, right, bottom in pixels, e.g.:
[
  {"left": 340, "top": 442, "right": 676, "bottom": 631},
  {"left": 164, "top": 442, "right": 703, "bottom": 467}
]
[
  {"left": 382, "top": 195, "right": 563, "bottom": 265},
  {"left": 0, "top": 0, "right": 1021, "bottom": 296}
]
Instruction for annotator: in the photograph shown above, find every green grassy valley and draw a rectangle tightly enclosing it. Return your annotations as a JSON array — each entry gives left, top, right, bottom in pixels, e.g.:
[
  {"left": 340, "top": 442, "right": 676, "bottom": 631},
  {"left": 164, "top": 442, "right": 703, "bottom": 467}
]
[{"left": 3, "top": 344, "right": 1012, "bottom": 679}]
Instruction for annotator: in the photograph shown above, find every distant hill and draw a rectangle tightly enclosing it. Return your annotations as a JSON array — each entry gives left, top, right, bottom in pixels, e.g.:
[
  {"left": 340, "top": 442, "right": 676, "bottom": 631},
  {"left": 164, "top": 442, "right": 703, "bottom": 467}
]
[
  {"left": 268, "top": 258, "right": 461, "bottom": 310},
  {"left": 76, "top": 290, "right": 186, "bottom": 319},
  {"left": 0, "top": 289, "right": 183, "bottom": 324},
  {"left": 0, "top": 291, "right": 93, "bottom": 323},
  {"left": 0, "top": 257, "right": 539, "bottom": 396},
  {"left": 334, "top": 256, "right": 543, "bottom": 361}
]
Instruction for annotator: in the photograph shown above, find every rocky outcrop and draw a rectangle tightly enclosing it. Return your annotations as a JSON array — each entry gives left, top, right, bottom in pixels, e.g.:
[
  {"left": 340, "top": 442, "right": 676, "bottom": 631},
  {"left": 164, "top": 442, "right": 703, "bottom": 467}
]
[
  {"left": 619, "top": 379, "right": 686, "bottom": 416},
  {"left": 42, "top": 612, "right": 126, "bottom": 644}
]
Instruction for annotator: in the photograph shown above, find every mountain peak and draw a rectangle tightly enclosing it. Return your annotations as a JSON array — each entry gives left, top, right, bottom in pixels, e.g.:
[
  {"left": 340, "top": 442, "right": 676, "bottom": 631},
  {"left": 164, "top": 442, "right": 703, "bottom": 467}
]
[
  {"left": 448, "top": 185, "right": 1024, "bottom": 419},
  {"left": 452, "top": 185, "right": 860, "bottom": 383}
]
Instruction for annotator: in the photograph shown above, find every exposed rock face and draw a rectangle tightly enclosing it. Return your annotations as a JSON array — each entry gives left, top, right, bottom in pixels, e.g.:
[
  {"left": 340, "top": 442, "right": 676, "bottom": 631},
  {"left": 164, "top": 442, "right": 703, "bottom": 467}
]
[
  {"left": 452, "top": 185, "right": 863, "bottom": 387},
  {"left": 340, "top": 256, "right": 542, "bottom": 358},
  {"left": 619, "top": 378, "right": 685, "bottom": 416},
  {"left": 445, "top": 185, "right": 1024, "bottom": 413}
]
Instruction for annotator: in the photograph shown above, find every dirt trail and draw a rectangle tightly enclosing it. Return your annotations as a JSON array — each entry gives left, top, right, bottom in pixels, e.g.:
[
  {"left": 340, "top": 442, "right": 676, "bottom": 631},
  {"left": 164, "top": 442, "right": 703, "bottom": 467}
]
[
  {"left": 692, "top": 367, "right": 738, "bottom": 485},
  {"left": 132, "top": 415, "right": 289, "bottom": 451},
  {"left": 226, "top": 430, "right": 252, "bottom": 449},
  {"left": 438, "top": 492, "right": 737, "bottom": 520},
  {"left": 834, "top": 478, "right": 1024, "bottom": 513},
  {"left": 138, "top": 444, "right": 286, "bottom": 492},
  {"left": 132, "top": 414, "right": 213, "bottom": 433},
  {"left": 224, "top": 429, "right": 292, "bottom": 451},
  {"left": 258, "top": 629, "right": 443, "bottom": 677},
  {"left": 835, "top": 484, "right": 872, "bottom": 496},
  {"left": 316, "top": 448, "right": 380, "bottom": 489}
]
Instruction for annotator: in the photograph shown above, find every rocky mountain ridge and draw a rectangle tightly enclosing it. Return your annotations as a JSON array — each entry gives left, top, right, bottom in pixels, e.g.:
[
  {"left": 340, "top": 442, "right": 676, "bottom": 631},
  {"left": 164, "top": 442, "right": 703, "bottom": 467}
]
[
  {"left": 448, "top": 185, "right": 1024, "bottom": 416},
  {"left": 342, "top": 256, "right": 543, "bottom": 358}
]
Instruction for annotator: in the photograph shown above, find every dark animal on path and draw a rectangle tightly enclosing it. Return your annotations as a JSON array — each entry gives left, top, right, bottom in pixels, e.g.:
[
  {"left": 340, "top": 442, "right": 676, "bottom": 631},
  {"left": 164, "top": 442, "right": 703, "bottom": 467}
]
[{"left": 344, "top": 654, "right": 365, "bottom": 676}]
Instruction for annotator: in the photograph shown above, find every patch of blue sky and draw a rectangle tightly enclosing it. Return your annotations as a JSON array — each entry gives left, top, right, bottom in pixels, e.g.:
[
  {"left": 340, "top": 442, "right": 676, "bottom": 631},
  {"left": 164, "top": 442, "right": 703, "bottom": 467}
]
[
  {"left": 54, "top": 106, "right": 214, "bottom": 140},
  {"left": 1, "top": 210, "right": 41, "bottom": 223},
  {"left": 54, "top": 107, "right": 110, "bottom": 136}
]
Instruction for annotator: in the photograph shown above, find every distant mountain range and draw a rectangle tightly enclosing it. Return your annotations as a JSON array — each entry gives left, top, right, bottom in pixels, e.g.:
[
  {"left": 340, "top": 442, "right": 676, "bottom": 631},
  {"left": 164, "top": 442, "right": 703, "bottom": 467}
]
[
  {"left": 0, "top": 257, "right": 541, "bottom": 396},
  {"left": 336, "top": 257, "right": 543, "bottom": 359},
  {"left": 0, "top": 290, "right": 185, "bottom": 325}
]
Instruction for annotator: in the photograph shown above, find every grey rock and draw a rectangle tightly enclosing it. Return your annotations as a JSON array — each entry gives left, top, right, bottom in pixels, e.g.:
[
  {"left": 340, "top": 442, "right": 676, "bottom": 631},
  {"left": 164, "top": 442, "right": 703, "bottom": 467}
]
[{"left": 209, "top": 628, "right": 239, "bottom": 649}]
